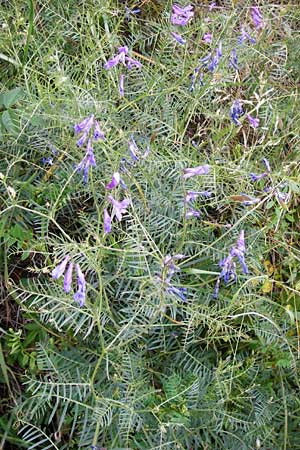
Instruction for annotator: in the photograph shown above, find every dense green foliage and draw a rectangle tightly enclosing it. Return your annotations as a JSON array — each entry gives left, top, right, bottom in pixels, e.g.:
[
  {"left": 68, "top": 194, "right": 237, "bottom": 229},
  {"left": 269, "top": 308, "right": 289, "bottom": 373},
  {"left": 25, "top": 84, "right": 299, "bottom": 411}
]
[{"left": 1, "top": 1, "right": 300, "bottom": 449}]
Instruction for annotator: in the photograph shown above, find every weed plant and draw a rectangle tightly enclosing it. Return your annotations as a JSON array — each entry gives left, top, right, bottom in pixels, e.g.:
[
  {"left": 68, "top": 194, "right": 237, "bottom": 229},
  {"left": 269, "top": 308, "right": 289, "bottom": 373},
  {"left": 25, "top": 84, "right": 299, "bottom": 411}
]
[{"left": 1, "top": 1, "right": 300, "bottom": 449}]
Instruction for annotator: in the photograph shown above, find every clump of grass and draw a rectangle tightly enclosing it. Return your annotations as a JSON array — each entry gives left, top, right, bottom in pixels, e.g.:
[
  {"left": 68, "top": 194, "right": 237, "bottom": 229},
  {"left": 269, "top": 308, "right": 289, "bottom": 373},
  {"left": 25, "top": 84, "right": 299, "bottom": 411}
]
[{"left": 1, "top": 1, "right": 300, "bottom": 449}]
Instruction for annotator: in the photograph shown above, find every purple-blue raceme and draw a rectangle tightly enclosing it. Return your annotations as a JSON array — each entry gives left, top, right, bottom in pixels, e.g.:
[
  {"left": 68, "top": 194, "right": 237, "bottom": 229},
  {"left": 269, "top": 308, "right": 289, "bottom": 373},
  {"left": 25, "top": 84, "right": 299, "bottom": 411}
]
[
  {"left": 103, "top": 208, "right": 112, "bottom": 234},
  {"left": 230, "top": 100, "right": 244, "bottom": 125},
  {"left": 229, "top": 48, "right": 238, "bottom": 70},
  {"left": 247, "top": 114, "right": 260, "bottom": 128},
  {"left": 64, "top": 262, "right": 73, "bottom": 293},
  {"left": 104, "top": 46, "right": 141, "bottom": 70},
  {"left": 213, "top": 230, "right": 248, "bottom": 298},
  {"left": 51, "top": 255, "right": 70, "bottom": 280},
  {"left": 51, "top": 256, "right": 86, "bottom": 304},
  {"left": 108, "top": 195, "right": 131, "bottom": 221},
  {"left": 238, "top": 27, "right": 256, "bottom": 45},
  {"left": 105, "top": 172, "right": 121, "bottom": 190},
  {"left": 119, "top": 74, "right": 125, "bottom": 97},
  {"left": 186, "top": 208, "right": 201, "bottom": 219},
  {"left": 167, "top": 285, "right": 187, "bottom": 302},
  {"left": 185, "top": 190, "right": 212, "bottom": 203},
  {"left": 203, "top": 33, "right": 212, "bottom": 43},
  {"left": 77, "top": 138, "right": 97, "bottom": 184},
  {"left": 73, "top": 264, "right": 86, "bottom": 307},
  {"left": 183, "top": 164, "right": 210, "bottom": 179},
  {"left": 171, "top": 4, "right": 194, "bottom": 26},
  {"left": 251, "top": 6, "right": 264, "bottom": 29},
  {"left": 171, "top": 32, "right": 186, "bottom": 45}
]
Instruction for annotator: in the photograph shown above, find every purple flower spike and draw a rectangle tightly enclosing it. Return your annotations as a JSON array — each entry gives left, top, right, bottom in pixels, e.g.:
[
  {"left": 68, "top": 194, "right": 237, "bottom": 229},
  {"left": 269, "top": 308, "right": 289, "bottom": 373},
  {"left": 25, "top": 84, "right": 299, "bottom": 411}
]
[
  {"left": 213, "top": 230, "right": 248, "bottom": 297},
  {"left": 229, "top": 48, "right": 238, "bottom": 70},
  {"left": 51, "top": 255, "right": 70, "bottom": 279},
  {"left": 119, "top": 74, "right": 125, "bottom": 97},
  {"left": 103, "top": 208, "right": 112, "bottom": 234},
  {"left": 171, "top": 4, "right": 194, "bottom": 26},
  {"left": 230, "top": 100, "right": 244, "bottom": 125},
  {"left": 238, "top": 27, "right": 256, "bottom": 45},
  {"left": 126, "top": 56, "right": 142, "bottom": 70},
  {"left": 77, "top": 131, "right": 89, "bottom": 147},
  {"left": 93, "top": 121, "right": 105, "bottom": 141},
  {"left": 108, "top": 195, "right": 131, "bottom": 221},
  {"left": 183, "top": 164, "right": 210, "bottom": 179},
  {"left": 203, "top": 33, "right": 212, "bottom": 43},
  {"left": 64, "top": 262, "right": 73, "bottom": 293},
  {"left": 74, "top": 114, "right": 94, "bottom": 134},
  {"left": 105, "top": 172, "right": 120, "bottom": 190},
  {"left": 77, "top": 139, "right": 96, "bottom": 184},
  {"left": 167, "top": 285, "right": 187, "bottom": 302},
  {"left": 186, "top": 208, "right": 201, "bottom": 219},
  {"left": 185, "top": 190, "right": 212, "bottom": 203},
  {"left": 247, "top": 114, "right": 259, "bottom": 128},
  {"left": 249, "top": 172, "right": 267, "bottom": 182},
  {"left": 251, "top": 6, "right": 263, "bottom": 29},
  {"left": 73, "top": 264, "right": 86, "bottom": 307},
  {"left": 104, "top": 46, "right": 128, "bottom": 70},
  {"left": 171, "top": 32, "right": 186, "bottom": 45},
  {"left": 262, "top": 158, "right": 271, "bottom": 173},
  {"left": 128, "top": 138, "right": 139, "bottom": 161}
]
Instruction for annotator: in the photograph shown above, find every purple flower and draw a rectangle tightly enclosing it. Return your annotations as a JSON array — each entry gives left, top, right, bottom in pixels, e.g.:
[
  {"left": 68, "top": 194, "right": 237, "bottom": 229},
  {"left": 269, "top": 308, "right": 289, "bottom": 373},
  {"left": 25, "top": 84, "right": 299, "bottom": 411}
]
[
  {"left": 125, "top": 6, "right": 141, "bottom": 20},
  {"left": 77, "top": 139, "right": 96, "bottom": 184},
  {"left": 76, "top": 131, "right": 89, "bottom": 148},
  {"left": 207, "top": 42, "right": 222, "bottom": 72},
  {"left": 51, "top": 255, "right": 70, "bottom": 279},
  {"left": 262, "top": 158, "right": 271, "bottom": 173},
  {"left": 171, "top": 4, "right": 194, "bottom": 26},
  {"left": 199, "top": 53, "right": 212, "bottom": 67},
  {"left": 230, "top": 100, "right": 244, "bottom": 125},
  {"left": 229, "top": 48, "right": 238, "bottom": 70},
  {"left": 103, "top": 208, "right": 112, "bottom": 234},
  {"left": 186, "top": 208, "right": 201, "bottom": 219},
  {"left": 249, "top": 172, "right": 267, "bottom": 182},
  {"left": 185, "top": 190, "right": 212, "bottom": 203},
  {"left": 231, "top": 230, "right": 248, "bottom": 275},
  {"left": 276, "top": 190, "right": 289, "bottom": 204},
  {"left": 167, "top": 285, "right": 187, "bottom": 302},
  {"left": 203, "top": 33, "right": 212, "bottom": 43},
  {"left": 104, "top": 46, "right": 141, "bottom": 71},
  {"left": 93, "top": 121, "right": 105, "bottom": 141},
  {"left": 104, "top": 46, "right": 128, "bottom": 69},
  {"left": 209, "top": 2, "right": 217, "bottom": 10},
  {"left": 108, "top": 195, "right": 131, "bottom": 221},
  {"left": 41, "top": 157, "right": 53, "bottom": 165},
  {"left": 73, "top": 264, "right": 86, "bottom": 307},
  {"left": 247, "top": 114, "right": 259, "bottom": 128},
  {"left": 128, "top": 138, "right": 139, "bottom": 161},
  {"left": 213, "top": 230, "right": 248, "bottom": 298},
  {"left": 183, "top": 164, "right": 210, "bottom": 179},
  {"left": 163, "top": 254, "right": 185, "bottom": 282},
  {"left": 171, "top": 32, "right": 186, "bottom": 45},
  {"left": 190, "top": 67, "right": 203, "bottom": 91},
  {"left": 251, "top": 6, "right": 263, "bottom": 29},
  {"left": 119, "top": 74, "right": 125, "bottom": 97},
  {"left": 74, "top": 114, "right": 94, "bottom": 134},
  {"left": 126, "top": 56, "right": 142, "bottom": 70},
  {"left": 64, "top": 262, "right": 73, "bottom": 293},
  {"left": 105, "top": 172, "right": 120, "bottom": 190},
  {"left": 238, "top": 27, "right": 256, "bottom": 45}
]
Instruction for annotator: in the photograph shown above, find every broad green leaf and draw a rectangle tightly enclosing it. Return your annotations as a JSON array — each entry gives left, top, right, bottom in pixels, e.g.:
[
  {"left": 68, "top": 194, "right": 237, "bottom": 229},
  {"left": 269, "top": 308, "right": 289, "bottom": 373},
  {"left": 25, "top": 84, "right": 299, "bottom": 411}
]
[
  {"left": 1, "top": 109, "right": 19, "bottom": 135},
  {"left": 2, "top": 87, "right": 23, "bottom": 108}
]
